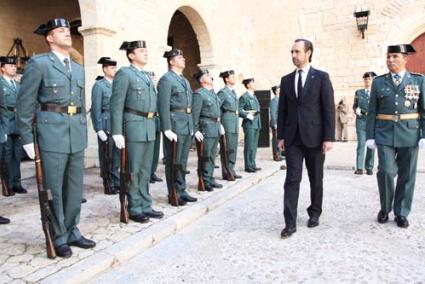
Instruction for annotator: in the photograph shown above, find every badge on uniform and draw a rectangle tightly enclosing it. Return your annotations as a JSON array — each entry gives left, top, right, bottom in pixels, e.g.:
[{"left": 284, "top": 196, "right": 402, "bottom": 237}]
[{"left": 404, "top": 85, "right": 420, "bottom": 109}]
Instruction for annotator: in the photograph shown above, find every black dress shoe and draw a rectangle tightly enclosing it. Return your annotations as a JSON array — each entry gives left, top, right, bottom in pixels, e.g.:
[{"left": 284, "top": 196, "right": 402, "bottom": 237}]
[
  {"left": 377, "top": 211, "right": 388, "bottom": 224},
  {"left": 280, "top": 227, "right": 296, "bottom": 238},
  {"left": 214, "top": 165, "right": 219, "bottom": 168},
  {"left": 169, "top": 197, "right": 187, "bottom": 206},
  {"left": 184, "top": 170, "right": 190, "bottom": 174},
  {"left": 211, "top": 181, "right": 223, "bottom": 188},
  {"left": 81, "top": 198, "right": 87, "bottom": 204},
  {"left": 14, "top": 186, "right": 27, "bottom": 194},
  {"left": 354, "top": 169, "right": 363, "bottom": 175},
  {"left": 255, "top": 167, "right": 262, "bottom": 171},
  {"left": 111, "top": 187, "right": 120, "bottom": 195},
  {"left": 151, "top": 174, "right": 163, "bottom": 182},
  {"left": 6, "top": 188, "right": 15, "bottom": 196},
  {"left": 307, "top": 217, "right": 319, "bottom": 228},
  {"left": 149, "top": 177, "right": 156, "bottom": 184},
  {"left": 143, "top": 210, "right": 164, "bottom": 219},
  {"left": 181, "top": 195, "right": 198, "bottom": 202},
  {"left": 280, "top": 165, "right": 287, "bottom": 170},
  {"left": 0, "top": 216, "right": 10, "bottom": 225},
  {"left": 366, "top": 169, "right": 373, "bottom": 175},
  {"left": 395, "top": 216, "right": 409, "bottom": 228},
  {"left": 69, "top": 236, "right": 96, "bottom": 249},
  {"left": 234, "top": 174, "right": 242, "bottom": 179},
  {"left": 55, "top": 244, "right": 72, "bottom": 258},
  {"left": 205, "top": 186, "right": 214, "bottom": 192},
  {"left": 130, "top": 214, "right": 150, "bottom": 223},
  {"left": 245, "top": 168, "right": 256, "bottom": 173}
]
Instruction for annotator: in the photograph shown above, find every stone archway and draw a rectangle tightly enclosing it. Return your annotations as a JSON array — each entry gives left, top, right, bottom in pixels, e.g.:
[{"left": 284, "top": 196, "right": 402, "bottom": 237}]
[{"left": 407, "top": 32, "right": 425, "bottom": 74}]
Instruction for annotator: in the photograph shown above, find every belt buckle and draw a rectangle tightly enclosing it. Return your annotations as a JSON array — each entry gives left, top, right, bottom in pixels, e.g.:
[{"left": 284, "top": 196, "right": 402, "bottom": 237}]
[
  {"left": 186, "top": 108, "right": 192, "bottom": 114},
  {"left": 68, "top": 105, "right": 77, "bottom": 116},
  {"left": 394, "top": 114, "right": 400, "bottom": 122},
  {"left": 147, "top": 112, "right": 154, "bottom": 119}
]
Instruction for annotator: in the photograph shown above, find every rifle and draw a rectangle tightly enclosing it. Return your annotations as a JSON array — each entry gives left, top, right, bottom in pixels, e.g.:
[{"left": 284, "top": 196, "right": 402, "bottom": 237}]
[
  {"left": 219, "top": 134, "right": 235, "bottom": 181},
  {"left": 1, "top": 146, "right": 10, "bottom": 197},
  {"left": 196, "top": 139, "right": 205, "bottom": 191},
  {"left": 33, "top": 116, "right": 56, "bottom": 259},
  {"left": 271, "top": 128, "right": 281, "bottom": 161},
  {"left": 119, "top": 139, "right": 130, "bottom": 223},
  {"left": 169, "top": 140, "right": 179, "bottom": 206},
  {"left": 101, "top": 132, "right": 113, "bottom": 195}
]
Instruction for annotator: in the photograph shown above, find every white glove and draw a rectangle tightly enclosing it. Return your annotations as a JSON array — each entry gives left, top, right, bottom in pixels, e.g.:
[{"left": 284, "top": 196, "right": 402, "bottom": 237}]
[
  {"left": 194, "top": 131, "right": 204, "bottom": 142},
  {"left": 164, "top": 130, "right": 178, "bottom": 142},
  {"left": 366, "top": 139, "right": 376, "bottom": 150},
  {"left": 418, "top": 138, "right": 425, "bottom": 149},
  {"left": 113, "top": 135, "right": 125, "bottom": 149},
  {"left": 4, "top": 134, "right": 7, "bottom": 142},
  {"left": 23, "top": 143, "right": 35, "bottom": 159},
  {"left": 355, "top": 107, "right": 362, "bottom": 116},
  {"left": 220, "top": 124, "right": 225, "bottom": 135},
  {"left": 97, "top": 130, "right": 108, "bottom": 142},
  {"left": 246, "top": 113, "right": 254, "bottom": 121},
  {"left": 273, "top": 124, "right": 277, "bottom": 129}
]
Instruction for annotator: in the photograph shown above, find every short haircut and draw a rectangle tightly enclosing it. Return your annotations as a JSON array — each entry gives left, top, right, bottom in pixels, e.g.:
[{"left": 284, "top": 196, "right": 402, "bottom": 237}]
[
  {"left": 126, "top": 49, "right": 135, "bottom": 62},
  {"left": 294, "top": 38, "right": 313, "bottom": 62}
]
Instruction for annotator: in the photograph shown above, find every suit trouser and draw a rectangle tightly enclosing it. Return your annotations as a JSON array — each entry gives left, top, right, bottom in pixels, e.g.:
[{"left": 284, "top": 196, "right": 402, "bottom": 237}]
[
  {"left": 283, "top": 144, "right": 325, "bottom": 228},
  {"left": 97, "top": 136, "right": 120, "bottom": 187},
  {"left": 221, "top": 132, "right": 238, "bottom": 177},
  {"left": 243, "top": 127, "right": 259, "bottom": 170},
  {"left": 376, "top": 145, "right": 418, "bottom": 217},
  {"left": 41, "top": 150, "right": 84, "bottom": 247},
  {"left": 151, "top": 130, "right": 161, "bottom": 176},
  {"left": 163, "top": 134, "right": 192, "bottom": 198},
  {"left": 127, "top": 141, "right": 155, "bottom": 215},
  {"left": 201, "top": 137, "right": 219, "bottom": 187},
  {"left": 355, "top": 119, "right": 374, "bottom": 171},
  {"left": 5, "top": 134, "right": 22, "bottom": 188}
]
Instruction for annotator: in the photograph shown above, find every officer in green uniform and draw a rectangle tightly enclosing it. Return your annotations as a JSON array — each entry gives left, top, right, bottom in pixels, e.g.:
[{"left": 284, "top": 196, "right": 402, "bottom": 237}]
[
  {"left": 353, "top": 72, "right": 376, "bottom": 175},
  {"left": 192, "top": 68, "right": 225, "bottom": 191},
  {"left": 90, "top": 57, "right": 120, "bottom": 194},
  {"left": 157, "top": 49, "right": 197, "bottom": 206},
  {"left": 218, "top": 70, "right": 242, "bottom": 180},
  {"left": 270, "top": 85, "right": 282, "bottom": 161},
  {"left": 111, "top": 41, "right": 164, "bottom": 222},
  {"left": 0, "top": 78, "right": 9, "bottom": 224},
  {"left": 147, "top": 71, "right": 163, "bottom": 184},
  {"left": 17, "top": 18, "right": 95, "bottom": 257},
  {"left": 0, "top": 56, "right": 26, "bottom": 194},
  {"left": 239, "top": 78, "right": 261, "bottom": 172},
  {"left": 366, "top": 44, "right": 425, "bottom": 228}
]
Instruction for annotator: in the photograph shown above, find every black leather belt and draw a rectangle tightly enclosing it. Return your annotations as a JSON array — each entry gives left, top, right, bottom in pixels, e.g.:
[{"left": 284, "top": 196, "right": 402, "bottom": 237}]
[
  {"left": 124, "top": 107, "right": 156, "bottom": 118},
  {"left": 41, "top": 104, "right": 81, "bottom": 115},
  {"left": 6, "top": 106, "right": 16, "bottom": 112},
  {"left": 200, "top": 116, "right": 220, "bottom": 122},
  {"left": 171, "top": 107, "right": 192, "bottom": 114}
]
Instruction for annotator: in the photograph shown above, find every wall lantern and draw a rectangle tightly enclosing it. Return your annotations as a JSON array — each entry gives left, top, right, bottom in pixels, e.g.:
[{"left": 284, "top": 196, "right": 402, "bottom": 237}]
[{"left": 354, "top": 10, "right": 370, "bottom": 39}]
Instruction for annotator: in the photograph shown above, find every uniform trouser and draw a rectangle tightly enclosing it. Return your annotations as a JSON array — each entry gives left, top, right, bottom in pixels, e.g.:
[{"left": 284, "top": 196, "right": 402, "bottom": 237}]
[
  {"left": 201, "top": 137, "right": 219, "bottom": 187},
  {"left": 163, "top": 134, "right": 192, "bottom": 198},
  {"left": 5, "top": 134, "right": 22, "bottom": 189},
  {"left": 221, "top": 132, "right": 238, "bottom": 177},
  {"left": 41, "top": 150, "right": 84, "bottom": 247},
  {"left": 151, "top": 131, "right": 161, "bottom": 176},
  {"left": 376, "top": 145, "right": 418, "bottom": 217},
  {"left": 126, "top": 141, "right": 155, "bottom": 216},
  {"left": 97, "top": 137, "right": 120, "bottom": 187},
  {"left": 243, "top": 127, "right": 259, "bottom": 170},
  {"left": 355, "top": 119, "right": 375, "bottom": 170}
]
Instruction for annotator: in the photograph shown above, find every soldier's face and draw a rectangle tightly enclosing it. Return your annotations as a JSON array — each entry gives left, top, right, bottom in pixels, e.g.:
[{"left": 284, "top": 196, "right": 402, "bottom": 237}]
[
  {"left": 247, "top": 81, "right": 255, "bottom": 90},
  {"left": 226, "top": 74, "right": 236, "bottom": 85},
  {"left": 47, "top": 27, "right": 72, "bottom": 48},
  {"left": 103, "top": 65, "right": 117, "bottom": 78},
  {"left": 363, "top": 77, "right": 373, "bottom": 88},
  {"left": 131, "top": 48, "right": 148, "bottom": 65},
  {"left": 386, "top": 53, "right": 407, "bottom": 73},
  {"left": 171, "top": 55, "right": 186, "bottom": 69},
  {"left": 275, "top": 87, "right": 280, "bottom": 95},
  {"left": 201, "top": 74, "right": 213, "bottom": 86},
  {"left": 291, "top": 41, "right": 310, "bottom": 68},
  {"left": 1, "top": 64, "right": 17, "bottom": 77}
]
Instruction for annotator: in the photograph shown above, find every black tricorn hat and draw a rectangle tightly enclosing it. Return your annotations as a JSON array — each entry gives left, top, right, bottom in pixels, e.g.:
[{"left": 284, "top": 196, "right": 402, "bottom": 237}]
[
  {"left": 271, "top": 85, "right": 280, "bottom": 94},
  {"left": 34, "top": 18, "right": 70, "bottom": 36},
  {"left": 97, "top": 57, "right": 117, "bottom": 66},
  {"left": 363, "top": 71, "right": 377, "bottom": 78},
  {"left": 0, "top": 56, "right": 17, "bottom": 65},
  {"left": 193, "top": 68, "right": 209, "bottom": 81},
  {"left": 119, "top": 41, "right": 147, "bottom": 50},
  {"left": 163, "top": 48, "right": 183, "bottom": 59},
  {"left": 95, "top": 75, "right": 104, "bottom": 81},
  {"left": 242, "top": 78, "right": 254, "bottom": 86},
  {"left": 387, "top": 44, "right": 416, "bottom": 54},
  {"left": 219, "top": 70, "right": 235, "bottom": 78}
]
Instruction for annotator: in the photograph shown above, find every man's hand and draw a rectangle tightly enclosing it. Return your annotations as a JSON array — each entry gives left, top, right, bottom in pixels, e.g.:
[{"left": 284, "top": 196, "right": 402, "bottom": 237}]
[
  {"left": 418, "top": 138, "right": 425, "bottom": 149},
  {"left": 97, "top": 130, "right": 108, "bottom": 142},
  {"left": 220, "top": 124, "right": 225, "bottom": 135},
  {"left": 23, "top": 143, "right": 35, "bottom": 159},
  {"left": 194, "top": 131, "right": 204, "bottom": 142},
  {"left": 164, "top": 130, "right": 178, "bottom": 142},
  {"left": 113, "top": 135, "right": 125, "bottom": 149},
  {"left": 366, "top": 139, "right": 376, "bottom": 150},
  {"left": 355, "top": 107, "right": 361, "bottom": 116},
  {"left": 322, "top": 141, "right": 333, "bottom": 153},
  {"left": 246, "top": 114, "right": 254, "bottom": 121},
  {"left": 278, "top": 139, "right": 285, "bottom": 151}
]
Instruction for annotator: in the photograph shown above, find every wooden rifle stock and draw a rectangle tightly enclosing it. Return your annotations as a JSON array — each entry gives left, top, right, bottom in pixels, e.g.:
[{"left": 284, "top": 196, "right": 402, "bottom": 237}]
[
  {"left": 119, "top": 146, "right": 129, "bottom": 223},
  {"left": 169, "top": 140, "right": 179, "bottom": 206},
  {"left": 102, "top": 132, "right": 113, "bottom": 195},
  {"left": 219, "top": 134, "right": 235, "bottom": 181},
  {"left": 196, "top": 139, "right": 205, "bottom": 191}
]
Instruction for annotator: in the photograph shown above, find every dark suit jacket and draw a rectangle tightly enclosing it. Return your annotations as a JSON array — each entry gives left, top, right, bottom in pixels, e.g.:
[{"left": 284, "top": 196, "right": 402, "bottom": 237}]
[{"left": 277, "top": 67, "right": 335, "bottom": 148}]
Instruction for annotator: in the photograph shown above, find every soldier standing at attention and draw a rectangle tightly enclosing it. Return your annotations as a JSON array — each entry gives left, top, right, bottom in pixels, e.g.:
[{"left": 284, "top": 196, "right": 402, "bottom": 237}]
[
  {"left": 353, "top": 72, "right": 376, "bottom": 175},
  {"left": 366, "top": 44, "right": 425, "bottom": 228},
  {"left": 17, "top": 18, "right": 95, "bottom": 258},
  {"left": 0, "top": 71, "right": 9, "bottom": 224},
  {"left": 239, "top": 78, "right": 261, "bottom": 173},
  {"left": 90, "top": 57, "right": 120, "bottom": 194},
  {"left": 192, "top": 69, "right": 225, "bottom": 192},
  {"left": 218, "top": 70, "right": 242, "bottom": 180},
  {"left": 270, "top": 85, "right": 282, "bottom": 161},
  {"left": 157, "top": 49, "right": 197, "bottom": 206},
  {"left": 0, "top": 56, "right": 27, "bottom": 194},
  {"left": 111, "top": 41, "right": 164, "bottom": 223}
]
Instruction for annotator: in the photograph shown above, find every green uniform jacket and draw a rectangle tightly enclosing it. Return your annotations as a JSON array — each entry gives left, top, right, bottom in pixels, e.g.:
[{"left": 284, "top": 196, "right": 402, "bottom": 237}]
[
  {"left": 269, "top": 96, "right": 278, "bottom": 127},
  {"left": 17, "top": 52, "right": 87, "bottom": 153},
  {"left": 218, "top": 86, "right": 239, "bottom": 133},
  {"left": 0, "top": 86, "right": 7, "bottom": 143},
  {"left": 91, "top": 78, "right": 112, "bottom": 133},
  {"left": 366, "top": 72, "right": 425, "bottom": 147},
  {"left": 239, "top": 91, "right": 261, "bottom": 129},
  {"left": 110, "top": 65, "right": 157, "bottom": 142},
  {"left": 192, "top": 87, "right": 221, "bottom": 138},
  {"left": 157, "top": 71, "right": 193, "bottom": 135},
  {"left": 0, "top": 76, "right": 20, "bottom": 135}
]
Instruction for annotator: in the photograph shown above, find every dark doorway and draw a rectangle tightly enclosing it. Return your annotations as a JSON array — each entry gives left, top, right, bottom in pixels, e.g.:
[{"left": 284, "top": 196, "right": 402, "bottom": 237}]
[{"left": 255, "top": 90, "right": 271, "bottom": 148}]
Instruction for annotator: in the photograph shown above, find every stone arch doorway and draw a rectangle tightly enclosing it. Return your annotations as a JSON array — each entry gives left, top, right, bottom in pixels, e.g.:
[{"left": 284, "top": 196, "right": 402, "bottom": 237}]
[{"left": 407, "top": 32, "right": 425, "bottom": 75}]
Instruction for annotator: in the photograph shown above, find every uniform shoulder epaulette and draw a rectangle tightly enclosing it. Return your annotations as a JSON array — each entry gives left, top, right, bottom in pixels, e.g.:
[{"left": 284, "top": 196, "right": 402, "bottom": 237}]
[
  {"left": 410, "top": 72, "right": 424, "bottom": 77},
  {"left": 375, "top": 73, "right": 387, "bottom": 79}
]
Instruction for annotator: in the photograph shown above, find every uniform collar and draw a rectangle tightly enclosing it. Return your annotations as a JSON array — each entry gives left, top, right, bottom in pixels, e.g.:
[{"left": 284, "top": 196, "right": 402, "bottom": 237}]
[
  {"left": 131, "top": 64, "right": 143, "bottom": 72},
  {"left": 52, "top": 50, "right": 70, "bottom": 65},
  {"left": 391, "top": 70, "right": 406, "bottom": 80}
]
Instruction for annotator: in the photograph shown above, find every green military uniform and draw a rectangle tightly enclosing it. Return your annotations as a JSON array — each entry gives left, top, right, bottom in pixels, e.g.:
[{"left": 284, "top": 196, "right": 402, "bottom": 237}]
[
  {"left": 149, "top": 72, "right": 162, "bottom": 183},
  {"left": 17, "top": 51, "right": 87, "bottom": 247},
  {"left": 0, "top": 81, "right": 8, "bottom": 193},
  {"left": 91, "top": 76, "right": 120, "bottom": 189},
  {"left": 157, "top": 70, "right": 193, "bottom": 200},
  {"left": 192, "top": 87, "right": 221, "bottom": 189},
  {"left": 110, "top": 64, "right": 157, "bottom": 216},
  {"left": 270, "top": 94, "right": 280, "bottom": 159},
  {"left": 239, "top": 90, "right": 261, "bottom": 171},
  {"left": 367, "top": 70, "right": 425, "bottom": 219},
  {"left": 353, "top": 88, "right": 375, "bottom": 172}
]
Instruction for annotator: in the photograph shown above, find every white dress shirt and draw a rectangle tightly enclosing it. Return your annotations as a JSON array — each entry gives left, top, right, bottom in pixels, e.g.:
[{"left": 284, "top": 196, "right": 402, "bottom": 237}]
[
  {"left": 52, "top": 51, "right": 71, "bottom": 71},
  {"left": 294, "top": 64, "right": 311, "bottom": 97}
]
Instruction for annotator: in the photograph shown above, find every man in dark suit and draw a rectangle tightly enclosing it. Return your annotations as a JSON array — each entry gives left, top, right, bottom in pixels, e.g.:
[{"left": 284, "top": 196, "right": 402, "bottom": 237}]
[{"left": 277, "top": 39, "right": 335, "bottom": 238}]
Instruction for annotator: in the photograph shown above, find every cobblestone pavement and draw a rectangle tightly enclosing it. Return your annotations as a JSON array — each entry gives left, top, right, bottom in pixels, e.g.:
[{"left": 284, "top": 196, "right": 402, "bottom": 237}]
[{"left": 91, "top": 166, "right": 425, "bottom": 283}]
